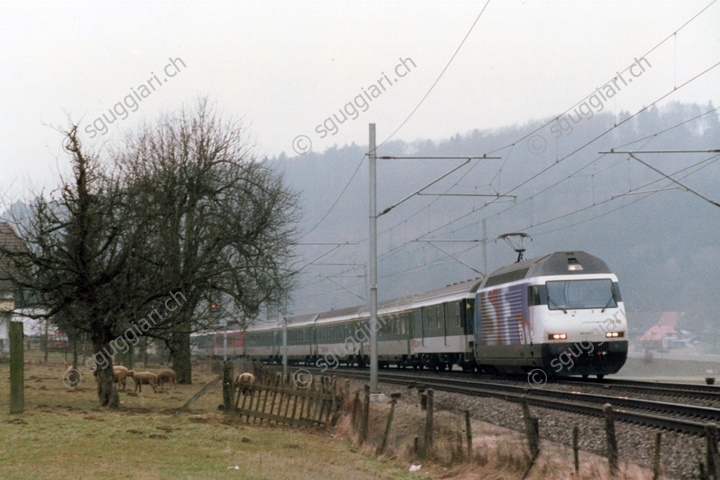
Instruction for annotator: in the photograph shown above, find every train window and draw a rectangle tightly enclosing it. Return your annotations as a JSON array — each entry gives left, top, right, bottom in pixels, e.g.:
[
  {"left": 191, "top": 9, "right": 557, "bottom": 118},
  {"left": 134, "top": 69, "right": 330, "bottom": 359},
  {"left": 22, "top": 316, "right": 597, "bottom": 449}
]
[
  {"left": 528, "top": 285, "right": 548, "bottom": 306},
  {"left": 546, "top": 279, "right": 617, "bottom": 310}
]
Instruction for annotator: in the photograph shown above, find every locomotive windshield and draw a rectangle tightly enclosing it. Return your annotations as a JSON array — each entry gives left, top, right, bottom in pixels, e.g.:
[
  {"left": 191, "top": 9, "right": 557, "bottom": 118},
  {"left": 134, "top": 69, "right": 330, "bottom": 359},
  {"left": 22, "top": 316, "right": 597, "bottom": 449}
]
[{"left": 545, "top": 279, "right": 618, "bottom": 310}]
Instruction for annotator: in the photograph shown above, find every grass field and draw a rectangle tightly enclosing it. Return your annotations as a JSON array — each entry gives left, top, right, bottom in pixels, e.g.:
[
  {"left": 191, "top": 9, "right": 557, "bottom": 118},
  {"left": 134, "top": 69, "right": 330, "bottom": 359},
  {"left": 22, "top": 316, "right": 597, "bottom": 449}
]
[
  {"left": 0, "top": 354, "right": 417, "bottom": 480},
  {"left": 0, "top": 350, "right": 671, "bottom": 479}
]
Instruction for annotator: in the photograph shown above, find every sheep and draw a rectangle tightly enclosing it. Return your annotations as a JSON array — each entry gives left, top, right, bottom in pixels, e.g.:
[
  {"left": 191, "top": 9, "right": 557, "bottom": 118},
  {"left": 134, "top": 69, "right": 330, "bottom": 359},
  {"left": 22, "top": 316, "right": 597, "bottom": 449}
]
[
  {"left": 87, "top": 364, "right": 129, "bottom": 391},
  {"left": 156, "top": 369, "right": 176, "bottom": 391},
  {"left": 127, "top": 370, "right": 158, "bottom": 393},
  {"left": 234, "top": 372, "right": 256, "bottom": 395},
  {"left": 113, "top": 366, "right": 129, "bottom": 391}
]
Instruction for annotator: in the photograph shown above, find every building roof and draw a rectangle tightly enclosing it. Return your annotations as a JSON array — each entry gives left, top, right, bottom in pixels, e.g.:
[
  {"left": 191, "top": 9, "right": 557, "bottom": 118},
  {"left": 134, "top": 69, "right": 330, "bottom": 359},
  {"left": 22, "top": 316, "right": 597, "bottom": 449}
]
[
  {"left": 0, "top": 223, "right": 26, "bottom": 252},
  {"left": 0, "top": 222, "right": 27, "bottom": 293},
  {"left": 640, "top": 323, "right": 679, "bottom": 342}
]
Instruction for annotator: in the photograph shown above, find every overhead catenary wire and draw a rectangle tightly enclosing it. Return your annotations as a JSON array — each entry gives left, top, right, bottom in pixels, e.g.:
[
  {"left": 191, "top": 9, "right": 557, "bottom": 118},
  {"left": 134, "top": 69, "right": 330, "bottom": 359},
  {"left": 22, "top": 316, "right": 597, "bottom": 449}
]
[
  {"left": 626, "top": 153, "right": 720, "bottom": 208},
  {"left": 415, "top": 61, "right": 720, "bottom": 242},
  {"left": 422, "top": 108, "right": 720, "bottom": 241},
  {"left": 293, "top": 1, "right": 718, "bottom": 309},
  {"left": 483, "top": 0, "right": 718, "bottom": 158},
  {"left": 374, "top": 7, "right": 720, "bottom": 252},
  {"left": 299, "top": 0, "right": 493, "bottom": 241},
  {"left": 373, "top": 107, "right": 720, "bottom": 278}
]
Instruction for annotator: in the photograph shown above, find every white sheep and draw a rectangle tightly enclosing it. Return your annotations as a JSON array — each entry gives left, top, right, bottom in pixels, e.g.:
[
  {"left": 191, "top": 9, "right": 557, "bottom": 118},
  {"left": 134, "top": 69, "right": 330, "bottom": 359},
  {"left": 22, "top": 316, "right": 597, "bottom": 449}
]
[
  {"left": 113, "top": 366, "right": 129, "bottom": 391},
  {"left": 127, "top": 370, "right": 158, "bottom": 393},
  {"left": 156, "top": 369, "right": 176, "bottom": 391},
  {"left": 234, "top": 372, "right": 256, "bottom": 395}
]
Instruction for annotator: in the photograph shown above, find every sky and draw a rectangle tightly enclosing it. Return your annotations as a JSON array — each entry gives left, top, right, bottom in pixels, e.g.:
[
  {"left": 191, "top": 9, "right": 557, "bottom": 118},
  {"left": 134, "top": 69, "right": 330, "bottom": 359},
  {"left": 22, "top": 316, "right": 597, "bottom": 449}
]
[{"left": 1, "top": 0, "right": 718, "bottom": 200}]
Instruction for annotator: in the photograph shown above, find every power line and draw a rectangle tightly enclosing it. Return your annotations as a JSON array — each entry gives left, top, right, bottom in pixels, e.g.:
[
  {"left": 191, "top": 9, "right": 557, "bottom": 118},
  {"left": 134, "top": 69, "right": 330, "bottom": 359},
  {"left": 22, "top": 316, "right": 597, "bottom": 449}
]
[
  {"left": 300, "top": 0, "right": 494, "bottom": 241},
  {"left": 431, "top": 108, "right": 720, "bottom": 240},
  {"left": 300, "top": 158, "right": 364, "bottom": 240},
  {"left": 370, "top": 106, "right": 719, "bottom": 282},
  {"left": 626, "top": 153, "right": 720, "bottom": 208},
  {"left": 416, "top": 60, "right": 720, "bottom": 241},
  {"left": 525, "top": 153, "right": 720, "bottom": 232},
  {"left": 378, "top": 0, "right": 493, "bottom": 148},
  {"left": 294, "top": 1, "right": 719, "bottom": 308},
  {"left": 306, "top": 0, "right": 718, "bottom": 280},
  {"left": 484, "top": 0, "right": 718, "bottom": 158}
]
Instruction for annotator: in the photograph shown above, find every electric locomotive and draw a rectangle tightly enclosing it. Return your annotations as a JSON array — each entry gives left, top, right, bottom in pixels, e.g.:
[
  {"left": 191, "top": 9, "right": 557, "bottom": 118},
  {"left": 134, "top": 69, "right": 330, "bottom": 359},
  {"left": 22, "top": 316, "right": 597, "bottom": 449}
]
[{"left": 474, "top": 251, "right": 627, "bottom": 379}]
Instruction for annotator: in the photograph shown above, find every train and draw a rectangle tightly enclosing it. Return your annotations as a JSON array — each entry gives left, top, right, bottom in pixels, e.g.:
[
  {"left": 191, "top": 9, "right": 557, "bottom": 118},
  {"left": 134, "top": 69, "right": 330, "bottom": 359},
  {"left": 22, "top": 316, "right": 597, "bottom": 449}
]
[{"left": 191, "top": 251, "right": 628, "bottom": 379}]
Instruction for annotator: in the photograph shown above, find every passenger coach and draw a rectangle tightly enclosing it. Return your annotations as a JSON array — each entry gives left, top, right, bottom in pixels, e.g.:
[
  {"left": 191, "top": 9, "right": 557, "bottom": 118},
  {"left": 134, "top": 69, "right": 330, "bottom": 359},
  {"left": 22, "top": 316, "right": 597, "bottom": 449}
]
[{"left": 191, "top": 250, "right": 628, "bottom": 379}]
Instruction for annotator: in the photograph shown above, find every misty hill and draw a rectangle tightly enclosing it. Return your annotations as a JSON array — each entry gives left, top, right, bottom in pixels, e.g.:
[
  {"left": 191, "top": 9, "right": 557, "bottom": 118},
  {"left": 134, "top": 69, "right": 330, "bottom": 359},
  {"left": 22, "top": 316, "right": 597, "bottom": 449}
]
[{"left": 273, "top": 102, "right": 720, "bottom": 341}]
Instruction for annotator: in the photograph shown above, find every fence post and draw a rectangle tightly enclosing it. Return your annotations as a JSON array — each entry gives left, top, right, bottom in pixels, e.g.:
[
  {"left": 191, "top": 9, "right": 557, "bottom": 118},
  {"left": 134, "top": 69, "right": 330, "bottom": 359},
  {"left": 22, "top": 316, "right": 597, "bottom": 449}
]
[
  {"left": 424, "top": 389, "right": 434, "bottom": 454},
  {"left": 465, "top": 410, "right": 473, "bottom": 460},
  {"left": 222, "top": 361, "right": 234, "bottom": 413},
  {"left": 352, "top": 390, "right": 361, "bottom": 431},
  {"left": 378, "top": 393, "right": 401, "bottom": 455},
  {"left": 603, "top": 404, "right": 618, "bottom": 477},
  {"left": 573, "top": 425, "right": 579, "bottom": 474},
  {"left": 360, "top": 384, "right": 370, "bottom": 444},
  {"left": 653, "top": 431, "right": 662, "bottom": 480},
  {"left": 10, "top": 321, "right": 24, "bottom": 414}
]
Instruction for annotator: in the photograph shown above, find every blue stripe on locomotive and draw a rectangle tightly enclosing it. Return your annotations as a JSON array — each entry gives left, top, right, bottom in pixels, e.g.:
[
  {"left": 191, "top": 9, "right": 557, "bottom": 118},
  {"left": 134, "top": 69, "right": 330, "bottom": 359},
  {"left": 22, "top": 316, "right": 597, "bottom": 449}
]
[{"left": 475, "top": 283, "right": 531, "bottom": 346}]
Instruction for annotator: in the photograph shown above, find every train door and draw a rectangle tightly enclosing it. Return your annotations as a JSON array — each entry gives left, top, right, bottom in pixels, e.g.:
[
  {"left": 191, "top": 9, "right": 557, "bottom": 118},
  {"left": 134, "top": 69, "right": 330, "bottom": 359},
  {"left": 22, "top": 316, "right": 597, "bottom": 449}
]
[
  {"left": 404, "top": 313, "right": 411, "bottom": 357},
  {"left": 433, "top": 304, "right": 445, "bottom": 348},
  {"left": 420, "top": 307, "right": 428, "bottom": 347},
  {"left": 443, "top": 303, "right": 449, "bottom": 346},
  {"left": 309, "top": 326, "right": 316, "bottom": 359}
]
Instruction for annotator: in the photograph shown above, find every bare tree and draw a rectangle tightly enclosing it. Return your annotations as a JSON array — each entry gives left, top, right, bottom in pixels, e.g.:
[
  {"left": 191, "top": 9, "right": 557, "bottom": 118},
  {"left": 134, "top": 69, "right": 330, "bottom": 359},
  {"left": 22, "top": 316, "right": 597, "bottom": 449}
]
[
  {"left": 114, "top": 98, "right": 299, "bottom": 383},
  {"left": 0, "top": 126, "right": 147, "bottom": 407},
  {"left": 0, "top": 100, "right": 299, "bottom": 403}
]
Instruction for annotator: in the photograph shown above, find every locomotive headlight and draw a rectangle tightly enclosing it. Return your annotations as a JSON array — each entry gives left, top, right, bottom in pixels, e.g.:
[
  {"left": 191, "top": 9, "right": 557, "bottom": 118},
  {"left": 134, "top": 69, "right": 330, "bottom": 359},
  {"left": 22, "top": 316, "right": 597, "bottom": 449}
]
[
  {"left": 605, "top": 331, "right": 625, "bottom": 338},
  {"left": 548, "top": 333, "right": 567, "bottom": 340},
  {"left": 567, "top": 257, "right": 583, "bottom": 271}
]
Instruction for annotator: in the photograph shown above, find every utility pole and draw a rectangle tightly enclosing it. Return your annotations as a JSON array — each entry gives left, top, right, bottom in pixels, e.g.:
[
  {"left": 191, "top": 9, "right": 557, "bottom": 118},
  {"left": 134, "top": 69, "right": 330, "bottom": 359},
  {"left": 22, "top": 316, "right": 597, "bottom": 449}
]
[
  {"left": 282, "top": 315, "right": 288, "bottom": 379},
  {"left": 368, "top": 124, "right": 378, "bottom": 394},
  {"left": 366, "top": 124, "right": 501, "bottom": 394}
]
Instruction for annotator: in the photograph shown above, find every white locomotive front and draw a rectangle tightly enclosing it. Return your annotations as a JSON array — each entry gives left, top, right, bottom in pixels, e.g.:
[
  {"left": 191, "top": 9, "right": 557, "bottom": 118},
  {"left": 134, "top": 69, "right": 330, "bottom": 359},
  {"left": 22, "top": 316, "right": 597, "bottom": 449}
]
[{"left": 474, "top": 251, "right": 628, "bottom": 379}]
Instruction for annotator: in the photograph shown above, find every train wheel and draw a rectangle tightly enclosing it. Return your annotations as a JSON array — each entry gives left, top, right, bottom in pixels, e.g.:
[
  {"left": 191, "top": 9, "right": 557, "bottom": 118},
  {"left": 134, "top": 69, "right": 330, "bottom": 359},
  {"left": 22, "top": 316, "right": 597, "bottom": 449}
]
[
  {"left": 596, "top": 374, "right": 605, "bottom": 380},
  {"left": 582, "top": 374, "right": 589, "bottom": 380}
]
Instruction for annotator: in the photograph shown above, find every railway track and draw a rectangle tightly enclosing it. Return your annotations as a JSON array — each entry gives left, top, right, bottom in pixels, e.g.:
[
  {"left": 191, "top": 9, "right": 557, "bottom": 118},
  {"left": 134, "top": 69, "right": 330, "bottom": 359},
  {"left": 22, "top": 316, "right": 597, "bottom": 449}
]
[
  {"left": 558, "top": 376, "right": 720, "bottom": 401},
  {"left": 300, "top": 364, "right": 720, "bottom": 402},
  {"left": 305, "top": 368, "right": 719, "bottom": 436}
]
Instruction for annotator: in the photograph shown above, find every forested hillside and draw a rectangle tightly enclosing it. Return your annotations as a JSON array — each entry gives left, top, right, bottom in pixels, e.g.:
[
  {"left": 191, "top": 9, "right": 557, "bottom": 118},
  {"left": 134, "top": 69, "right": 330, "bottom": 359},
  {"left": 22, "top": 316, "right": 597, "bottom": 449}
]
[{"left": 275, "top": 102, "right": 720, "bottom": 342}]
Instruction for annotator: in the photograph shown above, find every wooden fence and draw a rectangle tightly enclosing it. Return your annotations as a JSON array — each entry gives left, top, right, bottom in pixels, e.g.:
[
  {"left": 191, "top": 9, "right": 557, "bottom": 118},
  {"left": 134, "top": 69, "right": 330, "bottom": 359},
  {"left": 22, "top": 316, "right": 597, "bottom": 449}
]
[{"left": 234, "top": 372, "right": 339, "bottom": 429}]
